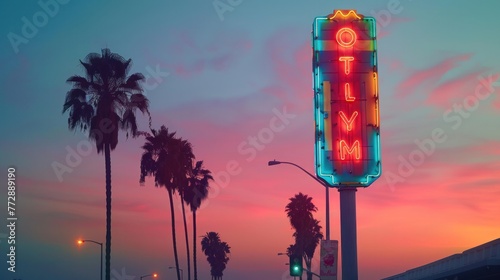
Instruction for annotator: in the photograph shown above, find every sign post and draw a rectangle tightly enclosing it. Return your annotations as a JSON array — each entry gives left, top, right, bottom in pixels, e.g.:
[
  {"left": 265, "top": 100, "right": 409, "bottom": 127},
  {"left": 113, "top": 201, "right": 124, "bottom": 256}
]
[
  {"left": 312, "top": 9, "right": 381, "bottom": 280},
  {"left": 320, "top": 240, "right": 339, "bottom": 280}
]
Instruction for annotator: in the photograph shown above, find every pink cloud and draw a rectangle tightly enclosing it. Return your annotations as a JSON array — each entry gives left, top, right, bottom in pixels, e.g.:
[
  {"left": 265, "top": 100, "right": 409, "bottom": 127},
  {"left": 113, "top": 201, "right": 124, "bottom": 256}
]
[
  {"left": 395, "top": 54, "right": 472, "bottom": 98},
  {"left": 425, "top": 70, "right": 484, "bottom": 107},
  {"left": 386, "top": 58, "right": 406, "bottom": 72},
  {"left": 258, "top": 28, "right": 312, "bottom": 114},
  {"left": 156, "top": 29, "right": 253, "bottom": 77},
  {"left": 468, "top": 140, "right": 500, "bottom": 155},
  {"left": 494, "top": 99, "right": 500, "bottom": 109},
  {"left": 426, "top": 71, "right": 500, "bottom": 109}
]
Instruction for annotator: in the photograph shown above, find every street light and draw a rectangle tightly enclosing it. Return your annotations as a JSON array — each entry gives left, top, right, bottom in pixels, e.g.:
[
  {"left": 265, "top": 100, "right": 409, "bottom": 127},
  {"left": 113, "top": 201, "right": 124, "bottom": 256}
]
[
  {"left": 168, "top": 266, "right": 183, "bottom": 280},
  {"left": 139, "top": 273, "right": 158, "bottom": 279},
  {"left": 77, "top": 239, "right": 103, "bottom": 280},
  {"left": 268, "top": 160, "right": 331, "bottom": 240}
]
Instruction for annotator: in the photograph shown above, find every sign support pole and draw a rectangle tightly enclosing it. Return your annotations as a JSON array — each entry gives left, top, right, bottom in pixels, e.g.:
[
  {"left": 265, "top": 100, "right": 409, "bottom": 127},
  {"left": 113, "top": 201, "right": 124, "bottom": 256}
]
[
  {"left": 326, "top": 186, "right": 330, "bottom": 240},
  {"left": 339, "top": 187, "right": 358, "bottom": 280}
]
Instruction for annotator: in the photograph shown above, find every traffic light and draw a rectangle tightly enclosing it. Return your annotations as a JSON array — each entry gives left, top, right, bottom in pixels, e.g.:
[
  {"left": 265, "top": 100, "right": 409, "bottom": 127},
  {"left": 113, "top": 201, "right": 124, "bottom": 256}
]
[{"left": 289, "top": 254, "right": 303, "bottom": 276}]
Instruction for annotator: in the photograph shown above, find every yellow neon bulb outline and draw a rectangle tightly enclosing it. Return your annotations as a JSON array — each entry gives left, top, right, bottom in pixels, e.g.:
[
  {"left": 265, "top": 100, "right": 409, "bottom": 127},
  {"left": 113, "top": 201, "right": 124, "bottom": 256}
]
[
  {"left": 328, "top": 10, "right": 361, "bottom": 20},
  {"left": 373, "top": 73, "right": 379, "bottom": 127},
  {"left": 323, "top": 81, "right": 332, "bottom": 150}
]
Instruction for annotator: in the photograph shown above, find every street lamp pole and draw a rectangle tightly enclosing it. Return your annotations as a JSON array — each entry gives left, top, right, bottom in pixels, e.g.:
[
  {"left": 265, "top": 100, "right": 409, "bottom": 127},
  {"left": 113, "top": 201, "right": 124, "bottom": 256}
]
[
  {"left": 77, "top": 239, "right": 103, "bottom": 280},
  {"left": 268, "top": 160, "right": 330, "bottom": 240},
  {"left": 169, "top": 266, "right": 183, "bottom": 280}
]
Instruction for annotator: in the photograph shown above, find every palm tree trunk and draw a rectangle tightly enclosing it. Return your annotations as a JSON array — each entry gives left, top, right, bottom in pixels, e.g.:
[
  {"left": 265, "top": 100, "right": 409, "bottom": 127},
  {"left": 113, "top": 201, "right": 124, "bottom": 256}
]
[
  {"left": 168, "top": 189, "right": 181, "bottom": 280},
  {"left": 180, "top": 192, "right": 191, "bottom": 280},
  {"left": 105, "top": 143, "right": 112, "bottom": 280},
  {"left": 306, "top": 258, "right": 312, "bottom": 280},
  {"left": 193, "top": 210, "right": 198, "bottom": 280}
]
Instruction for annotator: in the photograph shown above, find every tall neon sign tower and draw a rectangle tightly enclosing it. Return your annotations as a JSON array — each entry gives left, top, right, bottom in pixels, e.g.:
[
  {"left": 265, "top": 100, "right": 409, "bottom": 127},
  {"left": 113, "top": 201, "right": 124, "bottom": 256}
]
[
  {"left": 313, "top": 10, "right": 381, "bottom": 187},
  {"left": 313, "top": 10, "right": 381, "bottom": 280}
]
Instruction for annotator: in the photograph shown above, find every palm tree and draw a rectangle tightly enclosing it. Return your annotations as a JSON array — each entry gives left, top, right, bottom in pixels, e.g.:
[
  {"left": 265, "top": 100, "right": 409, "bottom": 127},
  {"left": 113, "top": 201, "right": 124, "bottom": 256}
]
[
  {"left": 201, "top": 232, "right": 230, "bottom": 280},
  {"left": 184, "top": 161, "right": 213, "bottom": 280},
  {"left": 285, "top": 193, "right": 323, "bottom": 280},
  {"left": 285, "top": 193, "right": 317, "bottom": 232},
  {"left": 173, "top": 139, "right": 195, "bottom": 280},
  {"left": 139, "top": 126, "right": 192, "bottom": 280},
  {"left": 286, "top": 244, "right": 296, "bottom": 257},
  {"left": 63, "top": 48, "right": 149, "bottom": 280},
  {"left": 296, "top": 218, "right": 323, "bottom": 280}
]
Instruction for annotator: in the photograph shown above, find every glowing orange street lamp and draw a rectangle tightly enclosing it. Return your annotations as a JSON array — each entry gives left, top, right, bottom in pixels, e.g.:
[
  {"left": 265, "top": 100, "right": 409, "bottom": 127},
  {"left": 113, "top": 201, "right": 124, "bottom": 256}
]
[
  {"left": 140, "top": 273, "right": 158, "bottom": 279},
  {"left": 77, "top": 239, "right": 103, "bottom": 280}
]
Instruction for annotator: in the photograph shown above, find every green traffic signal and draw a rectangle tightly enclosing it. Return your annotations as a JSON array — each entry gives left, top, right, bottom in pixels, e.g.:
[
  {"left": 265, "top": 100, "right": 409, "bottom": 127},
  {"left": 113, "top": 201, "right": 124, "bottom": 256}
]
[{"left": 289, "top": 254, "right": 303, "bottom": 276}]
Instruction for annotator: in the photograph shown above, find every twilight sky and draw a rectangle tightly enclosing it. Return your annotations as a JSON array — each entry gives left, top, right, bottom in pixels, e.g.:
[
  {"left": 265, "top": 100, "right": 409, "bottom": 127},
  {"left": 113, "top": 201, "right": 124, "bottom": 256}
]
[{"left": 1, "top": 0, "right": 500, "bottom": 279}]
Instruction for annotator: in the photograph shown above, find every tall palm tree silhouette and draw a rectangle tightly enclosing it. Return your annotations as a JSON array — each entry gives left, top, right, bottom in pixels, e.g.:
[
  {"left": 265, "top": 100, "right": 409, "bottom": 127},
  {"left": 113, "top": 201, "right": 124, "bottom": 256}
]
[
  {"left": 184, "top": 161, "right": 213, "bottom": 280},
  {"left": 139, "top": 126, "right": 192, "bottom": 280},
  {"left": 201, "top": 232, "right": 230, "bottom": 280},
  {"left": 63, "top": 48, "right": 149, "bottom": 280},
  {"left": 173, "top": 138, "right": 195, "bottom": 280},
  {"left": 285, "top": 193, "right": 323, "bottom": 280}
]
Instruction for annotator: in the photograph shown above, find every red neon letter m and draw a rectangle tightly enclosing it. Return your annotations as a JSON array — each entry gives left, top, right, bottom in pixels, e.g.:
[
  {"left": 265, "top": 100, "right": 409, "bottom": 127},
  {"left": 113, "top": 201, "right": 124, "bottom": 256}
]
[{"left": 340, "top": 140, "right": 361, "bottom": 160}]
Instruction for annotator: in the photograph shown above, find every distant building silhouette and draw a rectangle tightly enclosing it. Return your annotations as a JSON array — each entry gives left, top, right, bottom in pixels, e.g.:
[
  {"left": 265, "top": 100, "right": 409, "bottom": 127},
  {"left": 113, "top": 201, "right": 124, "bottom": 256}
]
[{"left": 382, "top": 238, "right": 500, "bottom": 280}]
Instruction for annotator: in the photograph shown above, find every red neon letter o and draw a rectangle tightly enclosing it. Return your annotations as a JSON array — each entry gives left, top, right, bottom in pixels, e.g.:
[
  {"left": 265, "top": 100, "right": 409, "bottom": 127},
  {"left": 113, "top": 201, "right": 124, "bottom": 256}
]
[{"left": 336, "top": 28, "right": 356, "bottom": 48}]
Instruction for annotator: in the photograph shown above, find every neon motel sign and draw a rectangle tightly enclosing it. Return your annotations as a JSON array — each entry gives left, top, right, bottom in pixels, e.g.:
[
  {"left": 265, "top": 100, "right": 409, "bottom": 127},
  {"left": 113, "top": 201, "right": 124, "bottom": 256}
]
[{"left": 313, "top": 10, "right": 381, "bottom": 187}]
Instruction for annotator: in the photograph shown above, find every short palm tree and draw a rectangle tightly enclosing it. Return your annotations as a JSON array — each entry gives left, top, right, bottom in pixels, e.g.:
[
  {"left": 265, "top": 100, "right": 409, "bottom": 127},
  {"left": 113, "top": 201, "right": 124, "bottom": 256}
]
[
  {"left": 285, "top": 193, "right": 322, "bottom": 280},
  {"left": 296, "top": 218, "right": 323, "bottom": 280},
  {"left": 184, "top": 161, "right": 213, "bottom": 280},
  {"left": 285, "top": 192, "right": 317, "bottom": 239},
  {"left": 63, "top": 48, "right": 149, "bottom": 280},
  {"left": 201, "top": 232, "right": 230, "bottom": 280},
  {"left": 139, "top": 126, "right": 192, "bottom": 280},
  {"left": 286, "top": 244, "right": 296, "bottom": 257}
]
